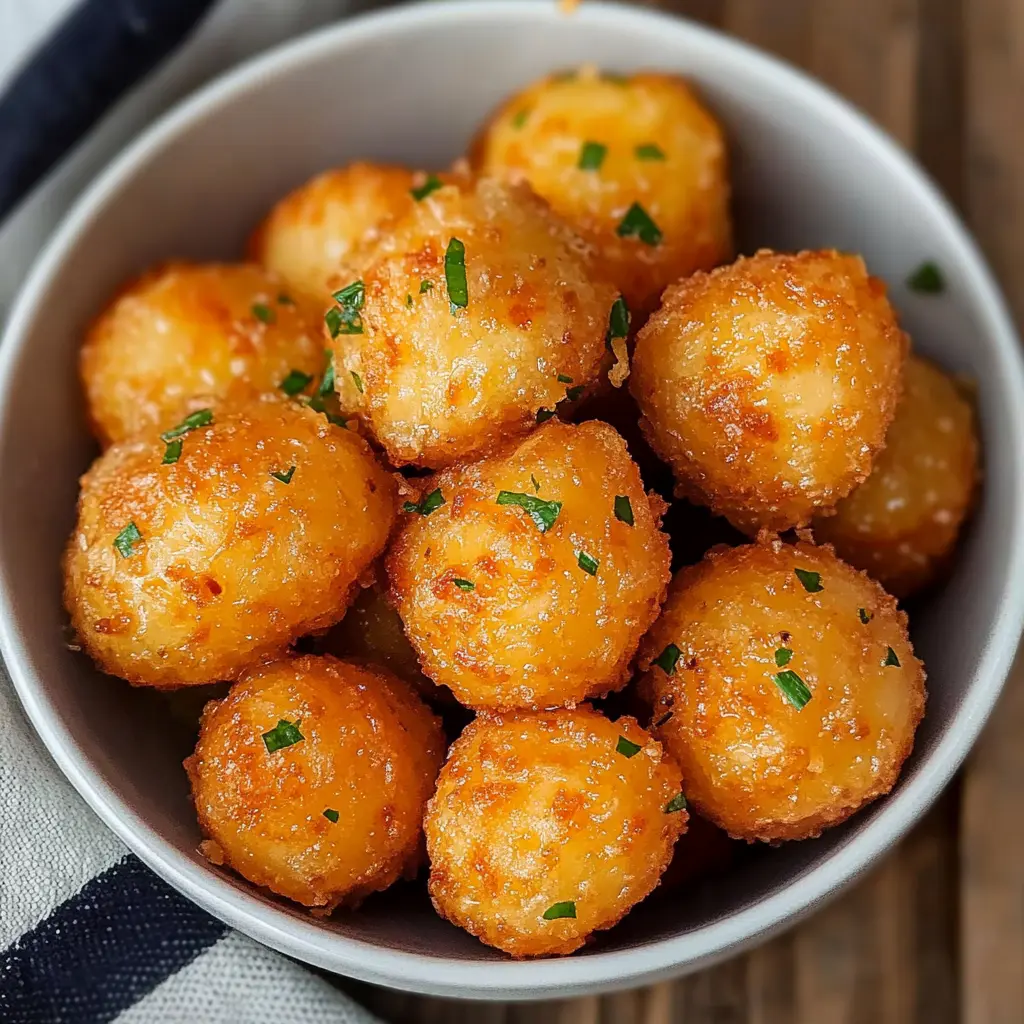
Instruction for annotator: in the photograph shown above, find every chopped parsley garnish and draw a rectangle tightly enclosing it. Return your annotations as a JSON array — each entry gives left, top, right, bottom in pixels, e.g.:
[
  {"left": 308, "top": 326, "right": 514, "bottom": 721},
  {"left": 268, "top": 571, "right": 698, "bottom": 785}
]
[
  {"left": 160, "top": 409, "right": 213, "bottom": 443},
  {"left": 410, "top": 174, "right": 443, "bottom": 201},
  {"left": 557, "top": 374, "right": 574, "bottom": 384},
  {"left": 606, "top": 296, "right": 630, "bottom": 346},
  {"left": 536, "top": 408, "right": 556, "bottom": 423},
  {"left": 162, "top": 439, "right": 183, "bottom": 465},
  {"left": 113, "top": 522, "right": 142, "bottom": 558},
  {"left": 262, "top": 719, "right": 303, "bottom": 753},
  {"left": 252, "top": 302, "right": 275, "bottom": 324},
  {"left": 578, "top": 141, "right": 607, "bottom": 171},
  {"left": 403, "top": 488, "right": 445, "bottom": 516},
  {"left": 907, "top": 261, "right": 945, "bottom": 294},
  {"left": 794, "top": 568, "right": 823, "bottom": 593},
  {"left": 614, "top": 495, "right": 634, "bottom": 526},
  {"left": 323, "top": 808, "right": 339, "bottom": 823},
  {"left": 616, "top": 735, "right": 642, "bottom": 758},
  {"left": 452, "top": 578, "right": 474, "bottom": 591},
  {"left": 653, "top": 643, "right": 681, "bottom": 675},
  {"left": 654, "top": 711, "right": 674, "bottom": 728},
  {"left": 271, "top": 466, "right": 296, "bottom": 484},
  {"left": 859, "top": 608, "right": 872, "bottom": 624},
  {"left": 665, "top": 792, "right": 687, "bottom": 813},
  {"left": 884, "top": 647, "right": 901, "bottom": 667},
  {"left": 406, "top": 293, "right": 413, "bottom": 307},
  {"left": 775, "top": 647, "right": 793, "bottom": 667},
  {"left": 350, "top": 371, "right": 363, "bottom": 393},
  {"left": 543, "top": 901, "right": 576, "bottom": 921},
  {"left": 616, "top": 202, "right": 662, "bottom": 246},
  {"left": 277, "top": 293, "right": 294, "bottom": 305},
  {"left": 419, "top": 279, "right": 433, "bottom": 293},
  {"left": 304, "top": 394, "right": 347, "bottom": 428},
  {"left": 495, "top": 491, "right": 562, "bottom": 532},
  {"left": 326, "top": 280, "right": 365, "bottom": 337},
  {"left": 565, "top": 385, "right": 584, "bottom": 402},
  {"left": 773, "top": 670, "right": 811, "bottom": 710},
  {"left": 531, "top": 474, "right": 541, "bottom": 493},
  {"left": 318, "top": 355, "right": 335, "bottom": 398},
  {"left": 511, "top": 109, "right": 530, "bottom": 129},
  {"left": 577, "top": 550, "right": 599, "bottom": 575},
  {"left": 280, "top": 369, "right": 313, "bottom": 396},
  {"left": 635, "top": 142, "right": 666, "bottom": 161},
  {"left": 444, "top": 238, "right": 469, "bottom": 312}
]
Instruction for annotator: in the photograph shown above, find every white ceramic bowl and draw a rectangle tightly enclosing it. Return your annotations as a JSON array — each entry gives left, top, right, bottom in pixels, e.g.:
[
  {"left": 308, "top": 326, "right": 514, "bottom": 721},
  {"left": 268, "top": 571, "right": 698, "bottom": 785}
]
[{"left": 2, "top": 0, "right": 1023, "bottom": 1001}]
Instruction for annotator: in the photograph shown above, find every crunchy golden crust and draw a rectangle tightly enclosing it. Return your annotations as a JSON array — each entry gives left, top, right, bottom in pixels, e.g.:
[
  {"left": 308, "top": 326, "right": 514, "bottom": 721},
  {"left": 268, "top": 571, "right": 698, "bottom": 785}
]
[
  {"left": 80, "top": 263, "right": 325, "bottom": 447},
  {"left": 247, "top": 162, "right": 417, "bottom": 300},
  {"left": 813, "top": 355, "right": 979, "bottom": 598},
  {"left": 471, "top": 67, "right": 731, "bottom": 316},
  {"left": 631, "top": 250, "right": 908, "bottom": 535},
  {"left": 425, "top": 707, "right": 686, "bottom": 957},
  {"left": 63, "top": 397, "right": 397, "bottom": 687},
  {"left": 637, "top": 541, "right": 926, "bottom": 842},
  {"left": 185, "top": 655, "right": 445, "bottom": 909},
  {"left": 386, "top": 420, "right": 671, "bottom": 709},
  {"left": 328, "top": 176, "right": 618, "bottom": 468}
]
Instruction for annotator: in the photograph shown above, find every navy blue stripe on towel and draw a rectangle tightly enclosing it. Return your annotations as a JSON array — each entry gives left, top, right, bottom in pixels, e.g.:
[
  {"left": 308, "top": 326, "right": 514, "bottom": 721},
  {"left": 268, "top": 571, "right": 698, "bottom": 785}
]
[
  {"left": 0, "top": 0, "right": 218, "bottom": 223},
  {"left": 0, "top": 855, "right": 228, "bottom": 1024}
]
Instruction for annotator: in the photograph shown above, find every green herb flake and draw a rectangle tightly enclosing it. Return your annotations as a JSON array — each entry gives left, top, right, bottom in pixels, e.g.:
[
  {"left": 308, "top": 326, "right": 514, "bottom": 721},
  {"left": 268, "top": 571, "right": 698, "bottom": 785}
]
[
  {"left": 536, "top": 408, "right": 556, "bottom": 423},
  {"left": 859, "top": 607, "right": 872, "bottom": 624},
  {"left": 113, "top": 522, "right": 142, "bottom": 558},
  {"left": 318, "top": 355, "right": 335, "bottom": 398},
  {"left": 406, "top": 293, "right": 413, "bottom": 307},
  {"left": 775, "top": 647, "right": 793, "bottom": 668},
  {"left": 252, "top": 302, "right": 275, "bottom": 324},
  {"left": 614, "top": 495, "right": 634, "bottom": 526},
  {"left": 635, "top": 142, "right": 666, "bottom": 161},
  {"left": 606, "top": 296, "right": 630, "bottom": 346},
  {"left": 511, "top": 109, "right": 530, "bottom": 129},
  {"left": 160, "top": 408, "right": 213, "bottom": 442},
  {"left": 350, "top": 371, "right": 364, "bottom": 394},
  {"left": 271, "top": 466, "right": 296, "bottom": 484},
  {"left": 578, "top": 140, "right": 607, "bottom": 171},
  {"left": 616, "top": 735, "right": 642, "bottom": 758},
  {"left": 410, "top": 174, "right": 443, "bottom": 201},
  {"left": 495, "top": 491, "right": 562, "bottom": 532},
  {"left": 665, "top": 792, "right": 687, "bottom": 813},
  {"left": 419, "top": 279, "right": 433, "bottom": 293},
  {"left": 654, "top": 711, "right": 674, "bottom": 728},
  {"left": 794, "top": 568, "right": 823, "bottom": 593},
  {"left": 327, "top": 280, "right": 365, "bottom": 336},
  {"left": 444, "top": 238, "right": 469, "bottom": 313},
  {"left": 653, "top": 643, "right": 681, "bottom": 675},
  {"left": 262, "top": 718, "right": 303, "bottom": 753},
  {"left": 542, "top": 901, "right": 576, "bottom": 921},
  {"left": 577, "top": 550, "right": 599, "bottom": 576},
  {"left": 277, "top": 293, "right": 294, "bottom": 306},
  {"left": 907, "top": 261, "right": 945, "bottom": 294},
  {"left": 557, "top": 374, "right": 574, "bottom": 384},
  {"left": 773, "top": 670, "right": 812, "bottom": 710},
  {"left": 616, "top": 202, "right": 662, "bottom": 246},
  {"left": 452, "top": 578, "right": 475, "bottom": 591},
  {"left": 884, "top": 646, "right": 901, "bottom": 667},
  {"left": 162, "top": 439, "right": 183, "bottom": 465},
  {"left": 531, "top": 474, "right": 541, "bottom": 493},
  {"left": 280, "top": 369, "right": 314, "bottom": 397},
  {"left": 564, "top": 385, "right": 585, "bottom": 402},
  {"left": 323, "top": 808, "right": 340, "bottom": 823},
  {"left": 403, "top": 488, "right": 446, "bottom": 517}
]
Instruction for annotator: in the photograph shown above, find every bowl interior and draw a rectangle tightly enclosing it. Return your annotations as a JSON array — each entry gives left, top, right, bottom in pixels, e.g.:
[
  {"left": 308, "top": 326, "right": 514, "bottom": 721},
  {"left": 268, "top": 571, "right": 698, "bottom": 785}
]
[{"left": 1, "top": 0, "right": 1022, "bottom": 999}]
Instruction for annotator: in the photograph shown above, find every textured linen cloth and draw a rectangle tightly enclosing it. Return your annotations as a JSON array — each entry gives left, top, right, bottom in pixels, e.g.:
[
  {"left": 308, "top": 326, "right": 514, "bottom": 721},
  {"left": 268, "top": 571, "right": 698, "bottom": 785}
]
[{"left": 0, "top": 1, "right": 389, "bottom": 1020}]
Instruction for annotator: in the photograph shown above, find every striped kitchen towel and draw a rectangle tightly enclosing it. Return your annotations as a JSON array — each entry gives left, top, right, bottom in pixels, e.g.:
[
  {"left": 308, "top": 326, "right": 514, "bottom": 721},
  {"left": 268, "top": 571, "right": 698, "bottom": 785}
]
[{"left": 0, "top": 1, "right": 389, "bottom": 1020}]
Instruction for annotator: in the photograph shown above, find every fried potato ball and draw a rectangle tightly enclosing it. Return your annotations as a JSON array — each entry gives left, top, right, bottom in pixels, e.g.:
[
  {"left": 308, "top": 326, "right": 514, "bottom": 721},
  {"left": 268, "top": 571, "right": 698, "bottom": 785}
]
[
  {"left": 637, "top": 540, "right": 926, "bottom": 842},
  {"left": 471, "top": 66, "right": 731, "bottom": 315},
  {"left": 387, "top": 420, "right": 671, "bottom": 709},
  {"left": 248, "top": 162, "right": 418, "bottom": 299},
  {"left": 328, "top": 175, "right": 618, "bottom": 468},
  {"left": 80, "top": 263, "right": 326, "bottom": 447},
  {"left": 812, "top": 355, "right": 979, "bottom": 598},
  {"left": 425, "top": 707, "right": 687, "bottom": 957},
  {"left": 631, "top": 250, "right": 908, "bottom": 535},
  {"left": 186, "top": 654, "right": 445, "bottom": 909},
  {"left": 64, "top": 397, "right": 397, "bottom": 688}
]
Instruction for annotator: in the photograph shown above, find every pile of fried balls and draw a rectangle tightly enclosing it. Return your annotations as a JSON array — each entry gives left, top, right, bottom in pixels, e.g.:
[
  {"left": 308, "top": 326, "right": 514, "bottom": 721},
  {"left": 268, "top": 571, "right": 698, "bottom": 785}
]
[{"left": 63, "top": 67, "right": 977, "bottom": 957}]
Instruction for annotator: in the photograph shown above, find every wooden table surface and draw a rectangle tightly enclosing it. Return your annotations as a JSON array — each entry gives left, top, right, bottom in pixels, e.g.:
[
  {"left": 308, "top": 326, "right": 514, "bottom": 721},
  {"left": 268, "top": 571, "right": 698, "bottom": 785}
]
[{"left": 345, "top": 1, "right": 1024, "bottom": 1020}]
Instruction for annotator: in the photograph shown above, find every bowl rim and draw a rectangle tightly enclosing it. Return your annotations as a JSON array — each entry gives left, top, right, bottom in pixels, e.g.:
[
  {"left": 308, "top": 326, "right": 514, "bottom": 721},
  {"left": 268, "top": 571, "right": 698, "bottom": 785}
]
[{"left": 3, "top": 0, "right": 1024, "bottom": 1000}]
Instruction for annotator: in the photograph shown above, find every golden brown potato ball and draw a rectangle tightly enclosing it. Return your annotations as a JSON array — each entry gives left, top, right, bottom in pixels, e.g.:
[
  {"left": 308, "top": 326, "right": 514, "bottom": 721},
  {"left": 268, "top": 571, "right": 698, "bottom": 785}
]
[
  {"left": 471, "top": 66, "right": 731, "bottom": 315},
  {"left": 812, "top": 354, "right": 979, "bottom": 598},
  {"left": 186, "top": 654, "right": 445, "bottom": 909},
  {"left": 637, "top": 540, "right": 926, "bottom": 842},
  {"left": 327, "top": 175, "right": 619, "bottom": 468},
  {"left": 425, "top": 707, "right": 687, "bottom": 957},
  {"left": 631, "top": 249, "right": 908, "bottom": 535},
  {"left": 248, "top": 162, "right": 418, "bottom": 299},
  {"left": 80, "top": 263, "right": 326, "bottom": 447},
  {"left": 64, "top": 397, "right": 397, "bottom": 688},
  {"left": 387, "top": 420, "right": 671, "bottom": 710}
]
